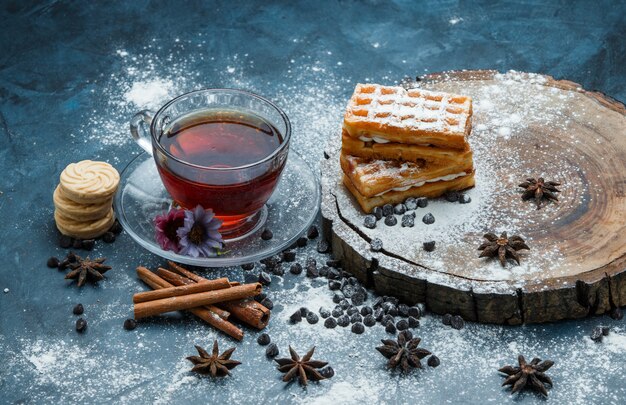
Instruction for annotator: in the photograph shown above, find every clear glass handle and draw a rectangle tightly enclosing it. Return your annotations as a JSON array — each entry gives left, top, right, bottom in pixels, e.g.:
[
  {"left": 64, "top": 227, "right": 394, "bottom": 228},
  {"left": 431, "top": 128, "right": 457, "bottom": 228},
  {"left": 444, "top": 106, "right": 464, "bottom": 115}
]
[{"left": 129, "top": 110, "right": 155, "bottom": 155}]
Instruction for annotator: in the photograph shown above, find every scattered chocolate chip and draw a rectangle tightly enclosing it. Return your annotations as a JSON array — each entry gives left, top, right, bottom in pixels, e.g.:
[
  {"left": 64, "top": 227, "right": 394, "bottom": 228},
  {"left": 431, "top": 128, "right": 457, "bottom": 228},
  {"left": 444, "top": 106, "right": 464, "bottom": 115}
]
[
  {"left": 319, "top": 266, "right": 330, "bottom": 277},
  {"left": 363, "top": 314, "right": 376, "bottom": 327},
  {"left": 289, "top": 311, "right": 302, "bottom": 323},
  {"left": 326, "top": 259, "right": 341, "bottom": 268},
  {"left": 72, "top": 303, "right": 84, "bottom": 315},
  {"left": 73, "top": 239, "right": 83, "bottom": 249},
  {"left": 332, "top": 293, "right": 343, "bottom": 304},
  {"left": 374, "top": 308, "right": 385, "bottom": 321},
  {"left": 385, "top": 322, "right": 397, "bottom": 334},
  {"left": 350, "top": 313, "right": 363, "bottom": 324},
  {"left": 422, "top": 213, "right": 435, "bottom": 225},
  {"left": 261, "top": 228, "right": 273, "bottom": 240},
  {"left": 590, "top": 327, "right": 603, "bottom": 342},
  {"left": 319, "top": 366, "right": 335, "bottom": 379},
  {"left": 296, "top": 237, "right": 308, "bottom": 247},
  {"left": 383, "top": 302, "right": 398, "bottom": 316},
  {"left": 123, "top": 318, "right": 137, "bottom": 331},
  {"left": 47, "top": 257, "right": 60, "bottom": 268},
  {"left": 260, "top": 297, "right": 274, "bottom": 310},
  {"left": 372, "top": 297, "right": 384, "bottom": 309},
  {"left": 408, "top": 317, "right": 420, "bottom": 329},
  {"left": 405, "top": 197, "right": 417, "bottom": 210},
  {"left": 265, "top": 343, "right": 279, "bottom": 357},
  {"left": 450, "top": 315, "right": 465, "bottom": 330},
  {"left": 102, "top": 232, "right": 116, "bottom": 243},
  {"left": 299, "top": 307, "right": 309, "bottom": 316},
  {"left": 348, "top": 277, "right": 358, "bottom": 285},
  {"left": 289, "top": 263, "right": 302, "bottom": 275},
  {"left": 459, "top": 194, "right": 471, "bottom": 204},
  {"left": 401, "top": 215, "right": 414, "bottom": 227},
  {"left": 324, "top": 317, "right": 337, "bottom": 328},
  {"left": 59, "top": 235, "right": 73, "bottom": 248},
  {"left": 351, "top": 292, "right": 365, "bottom": 306},
  {"left": 327, "top": 268, "right": 342, "bottom": 280},
  {"left": 346, "top": 306, "right": 359, "bottom": 316},
  {"left": 258, "top": 271, "right": 272, "bottom": 285},
  {"left": 442, "top": 313, "right": 453, "bottom": 325},
  {"left": 384, "top": 215, "right": 397, "bottom": 226},
  {"left": 396, "top": 319, "right": 409, "bottom": 331},
  {"left": 255, "top": 293, "right": 267, "bottom": 303},
  {"left": 364, "top": 215, "right": 377, "bottom": 229},
  {"left": 82, "top": 239, "right": 95, "bottom": 251},
  {"left": 360, "top": 306, "right": 373, "bottom": 316},
  {"left": 339, "top": 299, "right": 351, "bottom": 310},
  {"left": 445, "top": 191, "right": 459, "bottom": 202},
  {"left": 381, "top": 314, "right": 395, "bottom": 326},
  {"left": 257, "top": 333, "right": 271, "bottom": 346},
  {"left": 385, "top": 296, "right": 399, "bottom": 305},
  {"left": 602, "top": 326, "right": 610, "bottom": 336},
  {"left": 319, "top": 307, "right": 331, "bottom": 318},
  {"left": 372, "top": 206, "right": 383, "bottom": 220},
  {"left": 317, "top": 240, "right": 330, "bottom": 253},
  {"left": 332, "top": 307, "right": 343, "bottom": 318},
  {"left": 109, "top": 220, "right": 123, "bottom": 234},
  {"left": 337, "top": 314, "right": 350, "bottom": 327},
  {"left": 328, "top": 280, "right": 341, "bottom": 290},
  {"left": 408, "top": 306, "right": 422, "bottom": 318},
  {"left": 610, "top": 307, "right": 623, "bottom": 320},
  {"left": 323, "top": 150, "right": 330, "bottom": 159},
  {"left": 75, "top": 318, "right": 87, "bottom": 333},
  {"left": 394, "top": 204, "right": 406, "bottom": 215},
  {"left": 423, "top": 241, "right": 436, "bottom": 252},
  {"left": 427, "top": 355, "right": 440, "bottom": 368},
  {"left": 241, "top": 263, "right": 255, "bottom": 271},
  {"left": 398, "top": 304, "right": 410, "bottom": 317},
  {"left": 382, "top": 204, "right": 394, "bottom": 216},
  {"left": 282, "top": 250, "right": 296, "bottom": 262},
  {"left": 307, "top": 225, "right": 319, "bottom": 239},
  {"left": 306, "top": 261, "right": 319, "bottom": 278},
  {"left": 351, "top": 322, "right": 365, "bottom": 334},
  {"left": 370, "top": 238, "right": 383, "bottom": 252},
  {"left": 416, "top": 197, "right": 428, "bottom": 208}
]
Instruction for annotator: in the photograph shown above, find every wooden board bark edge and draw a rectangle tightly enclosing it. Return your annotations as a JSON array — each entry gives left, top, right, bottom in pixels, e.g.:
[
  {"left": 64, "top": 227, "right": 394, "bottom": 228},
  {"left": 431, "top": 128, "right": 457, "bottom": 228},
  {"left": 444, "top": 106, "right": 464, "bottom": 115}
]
[{"left": 321, "top": 70, "right": 626, "bottom": 325}]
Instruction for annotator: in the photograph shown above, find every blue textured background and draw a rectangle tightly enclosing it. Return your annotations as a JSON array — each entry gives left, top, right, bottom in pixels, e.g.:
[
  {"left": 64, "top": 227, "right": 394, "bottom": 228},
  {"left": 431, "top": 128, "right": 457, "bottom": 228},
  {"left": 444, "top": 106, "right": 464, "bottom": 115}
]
[{"left": 1, "top": 1, "right": 625, "bottom": 404}]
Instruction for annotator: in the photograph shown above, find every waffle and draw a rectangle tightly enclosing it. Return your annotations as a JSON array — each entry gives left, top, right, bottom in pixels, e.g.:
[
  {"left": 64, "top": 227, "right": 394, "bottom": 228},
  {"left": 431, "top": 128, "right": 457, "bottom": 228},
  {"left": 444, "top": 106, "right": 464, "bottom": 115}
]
[
  {"left": 340, "top": 153, "right": 474, "bottom": 198},
  {"left": 343, "top": 83, "right": 472, "bottom": 150},
  {"left": 343, "top": 172, "right": 475, "bottom": 213},
  {"left": 341, "top": 132, "right": 473, "bottom": 166}
]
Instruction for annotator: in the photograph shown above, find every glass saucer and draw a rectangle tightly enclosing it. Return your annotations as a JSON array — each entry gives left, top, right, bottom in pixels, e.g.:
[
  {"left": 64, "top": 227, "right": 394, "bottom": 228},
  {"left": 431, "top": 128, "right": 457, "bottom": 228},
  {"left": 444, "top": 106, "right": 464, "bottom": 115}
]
[{"left": 114, "top": 151, "right": 320, "bottom": 267}]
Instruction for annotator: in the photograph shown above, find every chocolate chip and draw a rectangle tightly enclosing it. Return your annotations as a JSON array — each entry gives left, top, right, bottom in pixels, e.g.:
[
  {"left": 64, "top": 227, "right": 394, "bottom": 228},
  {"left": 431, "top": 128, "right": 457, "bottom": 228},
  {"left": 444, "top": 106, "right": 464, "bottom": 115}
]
[
  {"left": 258, "top": 271, "right": 272, "bottom": 285},
  {"left": 332, "top": 293, "right": 343, "bottom": 304},
  {"left": 257, "top": 333, "right": 271, "bottom": 345},
  {"left": 396, "top": 319, "right": 409, "bottom": 330},
  {"left": 331, "top": 308, "right": 343, "bottom": 318},
  {"left": 324, "top": 317, "right": 337, "bottom": 328},
  {"left": 427, "top": 355, "right": 440, "bottom": 368},
  {"left": 328, "top": 280, "right": 341, "bottom": 290},
  {"left": 305, "top": 312, "right": 319, "bottom": 324},
  {"left": 370, "top": 238, "right": 383, "bottom": 252},
  {"left": 241, "top": 263, "right": 255, "bottom": 271},
  {"left": 360, "top": 306, "right": 373, "bottom": 316},
  {"left": 73, "top": 239, "right": 83, "bottom": 249},
  {"left": 265, "top": 343, "right": 279, "bottom": 357},
  {"left": 82, "top": 239, "right": 95, "bottom": 251},
  {"left": 394, "top": 204, "right": 406, "bottom": 215},
  {"left": 72, "top": 303, "right": 84, "bottom": 315},
  {"left": 363, "top": 314, "right": 376, "bottom": 327},
  {"left": 590, "top": 327, "right": 603, "bottom": 342},
  {"left": 306, "top": 259, "right": 319, "bottom": 278},
  {"left": 289, "top": 311, "right": 302, "bottom": 323},
  {"left": 339, "top": 299, "right": 351, "bottom": 310},
  {"left": 289, "top": 263, "right": 302, "bottom": 275},
  {"left": 382, "top": 204, "right": 394, "bottom": 216},
  {"left": 372, "top": 206, "right": 383, "bottom": 220},
  {"left": 317, "top": 239, "right": 330, "bottom": 253},
  {"left": 385, "top": 322, "right": 397, "bottom": 334},
  {"left": 319, "top": 307, "right": 331, "bottom": 318},
  {"left": 319, "top": 366, "right": 335, "bottom": 378},
  {"left": 416, "top": 197, "right": 428, "bottom": 208},
  {"left": 59, "top": 235, "right": 73, "bottom": 248},
  {"left": 123, "top": 318, "right": 137, "bottom": 331},
  {"left": 423, "top": 241, "right": 436, "bottom": 252},
  {"left": 351, "top": 292, "right": 365, "bottom": 306},
  {"left": 602, "top": 326, "right": 610, "bottom": 336},
  {"left": 326, "top": 259, "right": 341, "bottom": 268},
  {"left": 337, "top": 314, "right": 350, "bottom": 327},
  {"left": 327, "top": 268, "right": 342, "bottom": 280},
  {"left": 445, "top": 191, "right": 459, "bottom": 202},
  {"left": 254, "top": 293, "right": 267, "bottom": 303},
  {"left": 282, "top": 250, "right": 296, "bottom": 262},
  {"left": 296, "top": 236, "right": 308, "bottom": 247},
  {"left": 450, "top": 315, "right": 465, "bottom": 330},
  {"left": 260, "top": 297, "right": 274, "bottom": 310},
  {"left": 459, "top": 194, "right": 471, "bottom": 204},
  {"left": 408, "top": 306, "right": 422, "bottom": 318},
  {"left": 442, "top": 313, "right": 453, "bottom": 325},
  {"left": 401, "top": 215, "right": 414, "bottom": 227},
  {"left": 350, "top": 313, "right": 363, "bottom": 324},
  {"left": 261, "top": 228, "right": 273, "bottom": 240},
  {"left": 384, "top": 215, "right": 397, "bottom": 226},
  {"left": 422, "top": 213, "right": 435, "bottom": 225},
  {"left": 299, "top": 307, "right": 309, "bottom": 316},
  {"left": 408, "top": 316, "right": 420, "bottom": 328},
  {"left": 372, "top": 297, "right": 384, "bottom": 309},
  {"left": 75, "top": 318, "right": 87, "bottom": 333},
  {"left": 405, "top": 197, "right": 417, "bottom": 210},
  {"left": 351, "top": 322, "right": 365, "bottom": 334},
  {"left": 47, "top": 257, "right": 60, "bottom": 268},
  {"left": 374, "top": 308, "right": 384, "bottom": 321},
  {"left": 364, "top": 214, "right": 377, "bottom": 229},
  {"left": 610, "top": 307, "right": 623, "bottom": 320},
  {"left": 109, "top": 220, "right": 123, "bottom": 234},
  {"left": 307, "top": 225, "right": 319, "bottom": 239},
  {"left": 398, "top": 304, "right": 410, "bottom": 317},
  {"left": 102, "top": 232, "right": 116, "bottom": 243},
  {"left": 381, "top": 314, "right": 395, "bottom": 326},
  {"left": 319, "top": 266, "right": 330, "bottom": 277}
]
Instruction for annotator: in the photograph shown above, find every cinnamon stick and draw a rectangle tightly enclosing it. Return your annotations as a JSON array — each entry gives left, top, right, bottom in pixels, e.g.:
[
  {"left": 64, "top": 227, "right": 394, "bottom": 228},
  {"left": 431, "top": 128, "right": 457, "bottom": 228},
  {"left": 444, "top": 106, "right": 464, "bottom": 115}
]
[
  {"left": 133, "top": 277, "right": 231, "bottom": 303},
  {"left": 135, "top": 267, "right": 243, "bottom": 340},
  {"left": 134, "top": 283, "right": 262, "bottom": 319},
  {"left": 166, "top": 263, "right": 270, "bottom": 329}
]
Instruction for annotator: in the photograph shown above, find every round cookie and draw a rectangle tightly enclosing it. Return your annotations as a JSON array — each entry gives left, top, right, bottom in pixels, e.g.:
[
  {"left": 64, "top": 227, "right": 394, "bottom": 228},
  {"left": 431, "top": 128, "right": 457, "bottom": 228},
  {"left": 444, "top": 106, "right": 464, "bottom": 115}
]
[
  {"left": 59, "top": 160, "right": 120, "bottom": 204},
  {"left": 55, "top": 208, "right": 116, "bottom": 239},
  {"left": 53, "top": 185, "right": 112, "bottom": 221}
]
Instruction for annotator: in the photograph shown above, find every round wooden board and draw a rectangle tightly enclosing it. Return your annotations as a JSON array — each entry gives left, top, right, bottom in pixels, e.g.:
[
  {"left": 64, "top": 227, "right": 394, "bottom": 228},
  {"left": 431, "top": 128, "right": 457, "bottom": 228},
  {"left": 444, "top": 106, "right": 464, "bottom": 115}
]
[{"left": 321, "top": 70, "right": 626, "bottom": 324}]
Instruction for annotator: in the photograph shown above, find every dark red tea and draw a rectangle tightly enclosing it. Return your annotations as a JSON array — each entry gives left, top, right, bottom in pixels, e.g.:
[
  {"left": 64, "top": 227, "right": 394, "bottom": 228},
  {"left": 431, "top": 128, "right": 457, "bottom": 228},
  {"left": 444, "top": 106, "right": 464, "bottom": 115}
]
[{"left": 156, "top": 109, "right": 286, "bottom": 229}]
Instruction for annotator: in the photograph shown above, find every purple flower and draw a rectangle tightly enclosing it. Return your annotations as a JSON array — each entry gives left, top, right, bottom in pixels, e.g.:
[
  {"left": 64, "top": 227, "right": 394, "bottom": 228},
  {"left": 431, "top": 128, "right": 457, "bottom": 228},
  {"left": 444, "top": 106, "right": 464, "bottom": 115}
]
[
  {"left": 155, "top": 208, "right": 185, "bottom": 253},
  {"left": 177, "top": 205, "right": 224, "bottom": 258}
]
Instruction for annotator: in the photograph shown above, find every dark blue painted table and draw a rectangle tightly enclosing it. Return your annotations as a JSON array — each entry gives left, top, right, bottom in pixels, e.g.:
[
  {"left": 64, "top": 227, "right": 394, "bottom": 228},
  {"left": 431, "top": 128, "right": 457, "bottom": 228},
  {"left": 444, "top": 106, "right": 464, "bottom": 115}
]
[{"left": 1, "top": 1, "right": 625, "bottom": 404}]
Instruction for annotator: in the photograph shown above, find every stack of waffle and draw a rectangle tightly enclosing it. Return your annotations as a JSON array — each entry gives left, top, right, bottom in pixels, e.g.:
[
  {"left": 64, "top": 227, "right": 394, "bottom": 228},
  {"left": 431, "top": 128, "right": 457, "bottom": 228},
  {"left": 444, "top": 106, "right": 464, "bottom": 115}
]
[{"left": 340, "top": 83, "right": 475, "bottom": 212}]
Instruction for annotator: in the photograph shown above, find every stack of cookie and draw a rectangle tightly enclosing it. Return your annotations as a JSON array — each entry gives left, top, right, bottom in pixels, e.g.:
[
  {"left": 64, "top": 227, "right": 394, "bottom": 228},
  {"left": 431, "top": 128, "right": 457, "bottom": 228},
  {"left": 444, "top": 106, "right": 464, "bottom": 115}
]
[
  {"left": 54, "top": 160, "right": 120, "bottom": 239},
  {"left": 340, "top": 83, "right": 476, "bottom": 212}
]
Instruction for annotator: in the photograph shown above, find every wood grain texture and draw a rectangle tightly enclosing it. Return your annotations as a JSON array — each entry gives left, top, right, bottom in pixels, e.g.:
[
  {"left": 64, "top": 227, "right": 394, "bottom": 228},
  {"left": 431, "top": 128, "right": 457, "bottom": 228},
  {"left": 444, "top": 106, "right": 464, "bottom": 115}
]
[{"left": 322, "top": 70, "right": 626, "bottom": 324}]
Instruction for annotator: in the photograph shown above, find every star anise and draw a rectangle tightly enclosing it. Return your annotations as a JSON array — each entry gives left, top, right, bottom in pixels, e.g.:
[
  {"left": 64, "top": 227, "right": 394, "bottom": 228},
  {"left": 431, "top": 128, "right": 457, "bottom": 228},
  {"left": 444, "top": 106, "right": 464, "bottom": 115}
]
[
  {"left": 519, "top": 177, "right": 561, "bottom": 209},
  {"left": 499, "top": 355, "right": 554, "bottom": 397},
  {"left": 478, "top": 232, "right": 530, "bottom": 267},
  {"left": 376, "top": 330, "right": 431, "bottom": 374},
  {"left": 275, "top": 346, "right": 329, "bottom": 386},
  {"left": 186, "top": 340, "right": 241, "bottom": 377},
  {"left": 64, "top": 254, "right": 111, "bottom": 287}
]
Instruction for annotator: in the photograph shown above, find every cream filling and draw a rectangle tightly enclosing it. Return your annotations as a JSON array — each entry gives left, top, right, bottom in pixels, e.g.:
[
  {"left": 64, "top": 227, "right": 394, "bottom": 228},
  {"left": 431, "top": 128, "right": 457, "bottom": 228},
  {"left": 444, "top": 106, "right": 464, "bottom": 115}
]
[
  {"left": 373, "top": 172, "right": 467, "bottom": 196},
  {"left": 359, "top": 135, "right": 390, "bottom": 144}
]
